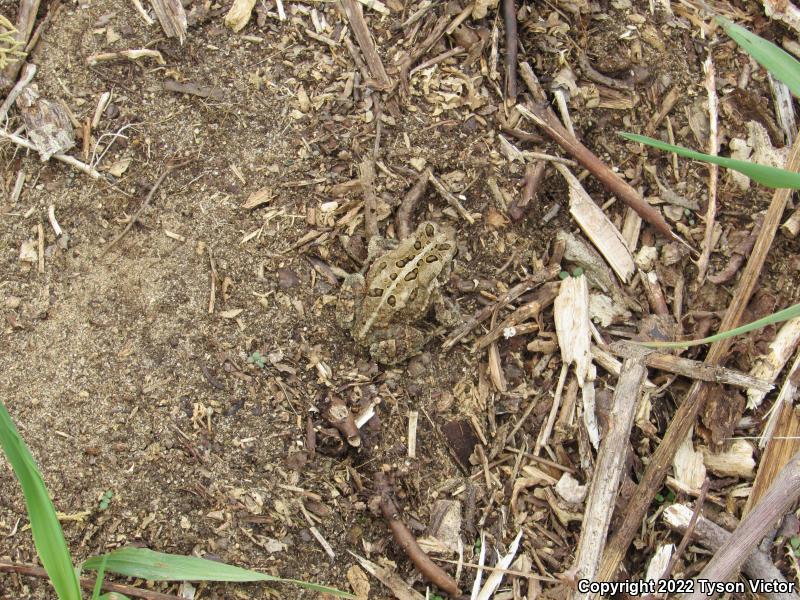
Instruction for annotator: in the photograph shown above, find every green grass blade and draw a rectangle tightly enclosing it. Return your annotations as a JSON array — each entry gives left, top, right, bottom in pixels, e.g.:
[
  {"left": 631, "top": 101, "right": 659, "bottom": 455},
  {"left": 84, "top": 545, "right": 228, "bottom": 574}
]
[
  {"left": 92, "top": 554, "right": 108, "bottom": 600},
  {"left": 620, "top": 132, "right": 800, "bottom": 189},
  {"left": 716, "top": 16, "right": 800, "bottom": 98},
  {"left": 98, "top": 595, "right": 129, "bottom": 600},
  {"left": 640, "top": 302, "right": 800, "bottom": 348},
  {"left": 83, "top": 547, "right": 355, "bottom": 598},
  {"left": 0, "top": 402, "right": 81, "bottom": 600}
]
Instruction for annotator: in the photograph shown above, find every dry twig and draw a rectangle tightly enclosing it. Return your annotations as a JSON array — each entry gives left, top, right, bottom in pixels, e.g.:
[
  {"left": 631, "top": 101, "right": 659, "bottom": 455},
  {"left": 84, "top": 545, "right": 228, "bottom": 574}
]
[
  {"left": 516, "top": 63, "right": 685, "bottom": 248},
  {"left": 502, "top": 0, "right": 517, "bottom": 100},
  {"left": 684, "top": 449, "right": 800, "bottom": 599},
  {"left": 663, "top": 504, "right": 798, "bottom": 600},
  {"left": 598, "top": 119, "right": 800, "bottom": 583},
  {"left": 360, "top": 157, "right": 378, "bottom": 241},
  {"left": 443, "top": 265, "right": 561, "bottom": 349},
  {"left": 696, "top": 54, "right": 719, "bottom": 283},
  {"left": 0, "top": 127, "right": 104, "bottom": 179},
  {"left": 0, "top": 61, "right": 35, "bottom": 122},
  {"left": 101, "top": 162, "right": 187, "bottom": 257},
  {"left": 0, "top": 0, "right": 39, "bottom": 89},
  {"left": 571, "top": 355, "right": 647, "bottom": 600},
  {"left": 150, "top": 0, "right": 187, "bottom": 42},
  {"left": 374, "top": 471, "right": 461, "bottom": 597}
]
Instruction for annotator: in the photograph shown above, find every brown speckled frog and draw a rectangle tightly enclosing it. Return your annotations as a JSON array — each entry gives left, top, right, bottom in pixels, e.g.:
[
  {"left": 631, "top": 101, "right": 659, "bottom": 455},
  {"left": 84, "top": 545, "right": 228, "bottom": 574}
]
[{"left": 336, "top": 221, "right": 458, "bottom": 365}]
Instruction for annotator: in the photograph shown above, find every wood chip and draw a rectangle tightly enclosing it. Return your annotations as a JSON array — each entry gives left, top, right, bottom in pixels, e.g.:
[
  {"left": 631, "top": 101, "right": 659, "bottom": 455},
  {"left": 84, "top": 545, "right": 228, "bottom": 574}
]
[
  {"left": 150, "top": 0, "right": 187, "bottom": 42},
  {"left": 555, "top": 163, "right": 634, "bottom": 283}
]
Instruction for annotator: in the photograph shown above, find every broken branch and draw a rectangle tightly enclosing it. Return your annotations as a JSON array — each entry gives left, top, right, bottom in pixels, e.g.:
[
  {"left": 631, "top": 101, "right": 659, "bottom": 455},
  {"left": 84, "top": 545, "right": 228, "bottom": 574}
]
[{"left": 375, "top": 471, "right": 461, "bottom": 597}]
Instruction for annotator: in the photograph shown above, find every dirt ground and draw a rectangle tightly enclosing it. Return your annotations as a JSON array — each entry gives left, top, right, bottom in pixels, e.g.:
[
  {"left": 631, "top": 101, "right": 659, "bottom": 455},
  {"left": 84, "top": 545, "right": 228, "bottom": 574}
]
[{"left": 2, "top": 0, "right": 800, "bottom": 598}]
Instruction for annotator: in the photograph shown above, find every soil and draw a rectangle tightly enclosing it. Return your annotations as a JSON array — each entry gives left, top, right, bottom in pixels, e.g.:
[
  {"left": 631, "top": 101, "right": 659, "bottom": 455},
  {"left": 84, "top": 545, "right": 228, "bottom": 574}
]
[{"left": 1, "top": 0, "right": 800, "bottom": 598}]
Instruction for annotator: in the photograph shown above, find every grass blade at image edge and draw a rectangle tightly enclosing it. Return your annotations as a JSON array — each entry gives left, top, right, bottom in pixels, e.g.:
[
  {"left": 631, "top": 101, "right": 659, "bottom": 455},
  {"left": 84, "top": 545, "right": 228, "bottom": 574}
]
[
  {"left": 83, "top": 547, "right": 355, "bottom": 598},
  {"left": 0, "top": 401, "right": 81, "bottom": 600},
  {"left": 619, "top": 132, "right": 800, "bottom": 189},
  {"left": 640, "top": 302, "right": 800, "bottom": 348},
  {"left": 716, "top": 16, "right": 800, "bottom": 98}
]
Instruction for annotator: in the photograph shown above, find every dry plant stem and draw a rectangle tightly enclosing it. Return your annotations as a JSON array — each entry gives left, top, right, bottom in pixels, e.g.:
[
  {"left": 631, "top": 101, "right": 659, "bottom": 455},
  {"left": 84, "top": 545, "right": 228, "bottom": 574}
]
[
  {"left": 709, "top": 213, "right": 762, "bottom": 284},
  {"left": 608, "top": 343, "right": 773, "bottom": 391},
  {"left": 781, "top": 205, "right": 800, "bottom": 237},
  {"left": 571, "top": 355, "right": 647, "bottom": 600},
  {"left": 0, "top": 559, "right": 179, "bottom": 600},
  {"left": 662, "top": 479, "right": 708, "bottom": 580},
  {"left": 428, "top": 172, "right": 474, "bottom": 224},
  {"left": 0, "top": 61, "right": 35, "bottom": 122},
  {"left": 696, "top": 54, "right": 719, "bottom": 284},
  {"left": 24, "top": 0, "right": 61, "bottom": 55},
  {"left": 442, "top": 264, "right": 561, "bottom": 349},
  {"left": 745, "top": 398, "right": 800, "bottom": 514},
  {"left": 509, "top": 160, "right": 546, "bottom": 221},
  {"left": 326, "top": 394, "right": 361, "bottom": 447},
  {"left": 375, "top": 472, "right": 461, "bottom": 597},
  {"left": 664, "top": 505, "right": 798, "bottom": 600},
  {"left": 684, "top": 449, "right": 800, "bottom": 600},
  {"left": 577, "top": 53, "right": 634, "bottom": 91},
  {"left": 409, "top": 46, "right": 464, "bottom": 76},
  {"left": 0, "top": 128, "right": 104, "bottom": 180},
  {"left": 149, "top": 0, "right": 188, "bottom": 42},
  {"left": 644, "top": 86, "right": 680, "bottom": 137},
  {"left": 1, "top": 0, "right": 40, "bottom": 91},
  {"left": 598, "top": 123, "right": 800, "bottom": 583},
  {"left": 500, "top": 125, "right": 543, "bottom": 144},
  {"left": 101, "top": 164, "right": 183, "bottom": 257},
  {"left": 516, "top": 61, "right": 679, "bottom": 244},
  {"left": 476, "top": 281, "right": 559, "bottom": 349},
  {"left": 339, "top": 0, "right": 391, "bottom": 89},
  {"left": 516, "top": 99, "right": 677, "bottom": 245},
  {"left": 396, "top": 167, "right": 430, "bottom": 239},
  {"left": 131, "top": 0, "right": 156, "bottom": 24},
  {"left": 502, "top": 0, "right": 518, "bottom": 99},
  {"left": 360, "top": 158, "right": 378, "bottom": 241},
  {"left": 410, "top": 13, "right": 450, "bottom": 63}
]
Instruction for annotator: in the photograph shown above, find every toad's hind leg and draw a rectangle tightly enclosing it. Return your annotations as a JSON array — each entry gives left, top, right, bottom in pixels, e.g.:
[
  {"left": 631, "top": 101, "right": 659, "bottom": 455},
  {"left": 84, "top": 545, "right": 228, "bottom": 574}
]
[
  {"left": 368, "top": 326, "right": 427, "bottom": 365},
  {"left": 431, "top": 287, "right": 460, "bottom": 327}
]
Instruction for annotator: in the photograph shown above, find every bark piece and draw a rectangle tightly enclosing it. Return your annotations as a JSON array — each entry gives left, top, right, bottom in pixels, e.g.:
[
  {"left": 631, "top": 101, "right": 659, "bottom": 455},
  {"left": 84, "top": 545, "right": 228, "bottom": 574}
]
[
  {"left": 16, "top": 85, "right": 75, "bottom": 161},
  {"left": 150, "top": 0, "right": 187, "bottom": 42},
  {"left": 571, "top": 356, "right": 647, "bottom": 600}
]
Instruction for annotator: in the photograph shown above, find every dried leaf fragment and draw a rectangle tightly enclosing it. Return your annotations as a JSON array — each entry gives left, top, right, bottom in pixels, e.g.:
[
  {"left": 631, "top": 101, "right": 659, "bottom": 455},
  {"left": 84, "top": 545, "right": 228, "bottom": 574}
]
[
  {"left": 554, "top": 274, "right": 592, "bottom": 386},
  {"left": 472, "top": 0, "right": 499, "bottom": 19},
  {"left": 224, "top": 0, "right": 257, "bottom": 32},
  {"left": 242, "top": 188, "right": 273, "bottom": 209},
  {"left": 106, "top": 158, "right": 131, "bottom": 177},
  {"left": 346, "top": 565, "right": 370, "bottom": 600},
  {"left": 19, "top": 239, "right": 37, "bottom": 263},
  {"left": 555, "top": 163, "right": 635, "bottom": 283}
]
